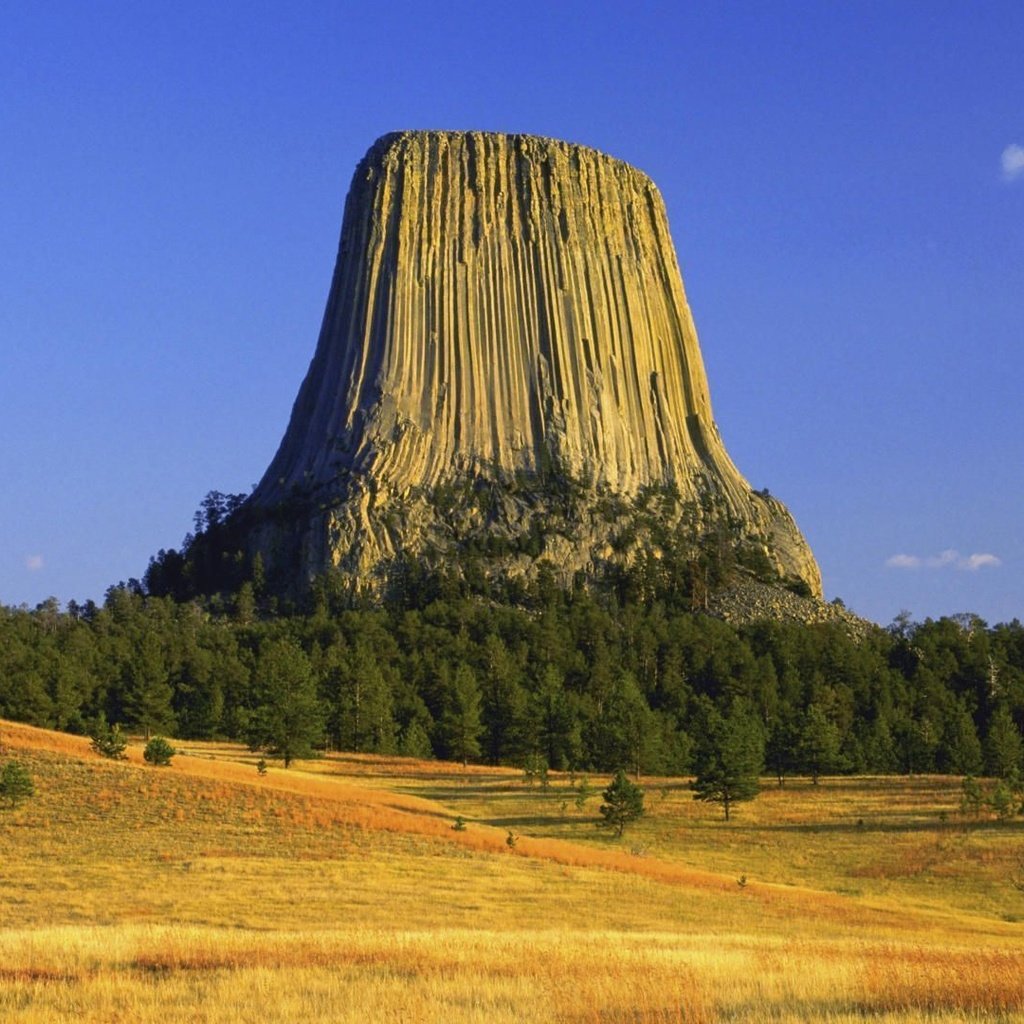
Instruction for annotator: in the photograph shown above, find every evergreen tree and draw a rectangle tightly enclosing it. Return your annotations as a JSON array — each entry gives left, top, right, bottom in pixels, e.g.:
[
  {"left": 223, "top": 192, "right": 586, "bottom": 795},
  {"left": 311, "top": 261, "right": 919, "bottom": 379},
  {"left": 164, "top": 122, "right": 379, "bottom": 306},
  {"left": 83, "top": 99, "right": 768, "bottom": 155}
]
[
  {"left": 248, "top": 638, "right": 324, "bottom": 768},
  {"left": 398, "top": 718, "right": 434, "bottom": 759},
  {"left": 799, "top": 703, "right": 845, "bottom": 784},
  {"left": 89, "top": 713, "right": 128, "bottom": 759},
  {"left": 529, "top": 664, "right": 582, "bottom": 772},
  {"left": 985, "top": 705, "right": 1023, "bottom": 780},
  {"left": 941, "top": 701, "right": 983, "bottom": 775},
  {"left": 124, "top": 633, "right": 175, "bottom": 740},
  {"left": 690, "top": 699, "right": 764, "bottom": 821},
  {"left": 0, "top": 760, "right": 34, "bottom": 808},
  {"left": 765, "top": 710, "right": 799, "bottom": 786},
  {"left": 143, "top": 736, "right": 176, "bottom": 766},
  {"left": 443, "top": 664, "right": 484, "bottom": 767},
  {"left": 327, "top": 643, "right": 396, "bottom": 753},
  {"left": 598, "top": 769, "right": 645, "bottom": 837},
  {"left": 479, "top": 633, "right": 529, "bottom": 764}
]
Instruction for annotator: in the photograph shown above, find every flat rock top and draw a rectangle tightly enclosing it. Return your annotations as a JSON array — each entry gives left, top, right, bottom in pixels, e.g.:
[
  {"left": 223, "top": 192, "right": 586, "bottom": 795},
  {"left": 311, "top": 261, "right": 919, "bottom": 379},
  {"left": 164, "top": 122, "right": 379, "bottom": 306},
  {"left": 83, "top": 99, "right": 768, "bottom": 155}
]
[{"left": 369, "top": 128, "right": 646, "bottom": 167}]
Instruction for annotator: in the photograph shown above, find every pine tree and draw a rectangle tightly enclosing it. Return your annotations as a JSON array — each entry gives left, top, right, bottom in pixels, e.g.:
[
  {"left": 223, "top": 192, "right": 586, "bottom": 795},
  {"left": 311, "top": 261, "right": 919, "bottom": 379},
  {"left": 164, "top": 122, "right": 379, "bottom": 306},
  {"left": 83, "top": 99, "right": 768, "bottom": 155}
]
[
  {"left": 124, "top": 633, "right": 175, "bottom": 740},
  {"left": 0, "top": 761, "right": 34, "bottom": 808},
  {"left": 943, "top": 701, "right": 983, "bottom": 776},
  {"left": 985, "top": 705, "right": 1023, "bottom": 780},
  {"left": 691, "top": 700, "right": 764, "bottom": 821},
  {"left": 598, "top": 769, "right": 645, "bottom": 837},
  {"left": 248, "top": 639, "right": 324, "bottom": 768},
  {"left": 444, "top": 664, "right": 484, "bottom": 767},
  {"left": 799, "top": 703, "right": 845, "bottom": 784}
]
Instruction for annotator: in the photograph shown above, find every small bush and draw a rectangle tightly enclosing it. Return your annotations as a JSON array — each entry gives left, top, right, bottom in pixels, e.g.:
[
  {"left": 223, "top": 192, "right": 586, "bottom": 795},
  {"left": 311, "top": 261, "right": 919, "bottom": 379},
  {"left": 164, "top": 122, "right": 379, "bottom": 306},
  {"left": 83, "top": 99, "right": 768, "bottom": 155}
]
[
  {"left": 0, "top": 761, "right": 34, "bottom": 808},
  {"left": 521, "top": 753, "right": 548, "bottom": 788},
  {"left": 90, "top": 717, "right": 127, "bottom": 760},
  {"left": 143, "top": 736, "right": 176, "bottom": 767}
]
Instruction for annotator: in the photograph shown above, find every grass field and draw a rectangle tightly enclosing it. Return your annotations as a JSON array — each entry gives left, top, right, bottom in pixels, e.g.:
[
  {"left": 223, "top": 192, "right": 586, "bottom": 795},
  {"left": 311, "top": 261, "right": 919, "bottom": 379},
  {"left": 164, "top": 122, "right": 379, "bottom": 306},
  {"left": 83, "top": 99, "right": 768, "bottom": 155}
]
[{"left": 1, "top": 718, "right": 1022, "bottom": 1022}]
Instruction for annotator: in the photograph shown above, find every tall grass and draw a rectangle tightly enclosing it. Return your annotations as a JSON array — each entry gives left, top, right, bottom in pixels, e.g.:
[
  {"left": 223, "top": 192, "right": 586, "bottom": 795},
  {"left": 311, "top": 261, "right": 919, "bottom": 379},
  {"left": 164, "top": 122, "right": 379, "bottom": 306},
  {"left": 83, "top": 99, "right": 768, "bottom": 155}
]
[{"left": 1, "top": 719, "right": 1021, "bottom": 1022}]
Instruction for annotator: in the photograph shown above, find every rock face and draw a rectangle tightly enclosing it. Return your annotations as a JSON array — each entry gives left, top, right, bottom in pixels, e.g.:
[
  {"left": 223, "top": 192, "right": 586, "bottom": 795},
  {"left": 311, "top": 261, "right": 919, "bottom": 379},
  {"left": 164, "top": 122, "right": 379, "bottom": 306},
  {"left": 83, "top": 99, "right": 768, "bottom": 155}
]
[{"left": 247, "top": 131, "right": 821, "bottom": 598}]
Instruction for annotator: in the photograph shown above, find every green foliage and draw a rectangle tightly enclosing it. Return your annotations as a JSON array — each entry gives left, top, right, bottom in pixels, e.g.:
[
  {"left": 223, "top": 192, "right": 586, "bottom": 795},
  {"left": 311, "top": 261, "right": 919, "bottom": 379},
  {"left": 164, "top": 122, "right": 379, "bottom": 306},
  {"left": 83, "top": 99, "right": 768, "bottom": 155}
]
[
  {"left": 142, "top": 736, "right": 176, "bottom": 766},
  {"left": 0, "top": 760, "right": 34, "bottom": 807},
  {"left": 521, "top": 753, "right": 549, "bottom": 788},
  {"left": 960, "top": 775, "right": 984, "bottom": 817},
  {"left": 985, "top": 705, "right": 1023, "bottom": 780},
  {"left": 574, "top": 776, "right": 593, "bottom": 811},
  {"left": 248, "top": 638, "right": 325, "bottom": 768},
  {"left": 691, "top": 700, "right": 764, "bottom": 821},
  {"left": 2, "top": 578, "right": 1024, "bottom": 793},
  {"left": 943, "top": 702, "right": 983, "bottom": 775},
  {"left": 988, "top": 780, "right": 1018, "bottom": 821},
  {"left": 598, "top": 769, "right": 645, "bottom": 837},
  {"left": 398, "top": 720, "right": 434, "bottom": 759},
  {"left": 89, "top": 715, "right": 128, "bottom": 760},
  {"left": 442, "top": 664, "right": 484, "bottom": 767},
  {"left": 799, "top": 704, "right": 846, "bottom": 784}
]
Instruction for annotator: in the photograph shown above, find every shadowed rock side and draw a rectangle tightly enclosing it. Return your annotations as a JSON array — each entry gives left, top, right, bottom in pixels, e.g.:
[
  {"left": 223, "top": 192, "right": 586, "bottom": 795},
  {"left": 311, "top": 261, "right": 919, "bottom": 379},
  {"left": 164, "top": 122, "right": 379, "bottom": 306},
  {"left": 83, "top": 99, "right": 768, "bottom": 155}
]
[{"left": 247, "top": 131, "right": 821, "bottom": 598}]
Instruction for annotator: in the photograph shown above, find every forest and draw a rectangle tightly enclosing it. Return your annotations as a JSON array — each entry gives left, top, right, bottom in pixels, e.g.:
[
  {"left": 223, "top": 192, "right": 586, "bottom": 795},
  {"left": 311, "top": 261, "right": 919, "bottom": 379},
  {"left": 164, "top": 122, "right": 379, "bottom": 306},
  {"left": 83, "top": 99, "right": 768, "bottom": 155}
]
[{"left": 2, "top": 563, "right": 1023, "bottom": 784}]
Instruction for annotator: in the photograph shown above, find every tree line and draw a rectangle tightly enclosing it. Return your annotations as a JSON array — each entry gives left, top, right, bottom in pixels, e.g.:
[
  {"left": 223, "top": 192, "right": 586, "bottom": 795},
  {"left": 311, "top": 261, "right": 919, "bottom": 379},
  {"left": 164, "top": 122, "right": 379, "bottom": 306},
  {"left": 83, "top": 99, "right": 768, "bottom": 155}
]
[{"left": 2, "top": 581, "right": 1022, "bottom": 785}]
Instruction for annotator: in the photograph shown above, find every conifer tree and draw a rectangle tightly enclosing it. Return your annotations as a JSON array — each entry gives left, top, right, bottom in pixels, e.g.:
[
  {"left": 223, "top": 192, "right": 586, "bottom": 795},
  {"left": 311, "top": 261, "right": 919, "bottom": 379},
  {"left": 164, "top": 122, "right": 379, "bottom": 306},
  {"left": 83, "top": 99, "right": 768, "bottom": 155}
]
[
  {"left": 799, "top": 703, "right": 845, "bottom": 784},
  {"left": 444, "top": 664, "right": 484, "bottom": 767},
  {"left": 248, "top": 638, "right": 324, "bottom": 768},
  {"left": 985, "top": 705, "right": 1023, "bottom": 780},
  {"left": 598, "top": 769, "right": 645, "bottom": 837},
  {"left": 0, "top": 761, "right": 34, "bottom": 808},
  {"left": 691, "top": 699, "right": 763, "bottom": 821}
]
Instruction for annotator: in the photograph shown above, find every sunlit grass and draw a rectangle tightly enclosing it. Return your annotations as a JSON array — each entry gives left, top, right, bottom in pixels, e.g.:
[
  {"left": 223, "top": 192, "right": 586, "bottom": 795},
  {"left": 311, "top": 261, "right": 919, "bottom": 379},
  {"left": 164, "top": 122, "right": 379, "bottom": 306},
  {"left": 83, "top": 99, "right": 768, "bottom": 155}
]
[{"left": 1, "top": 718, "right": 1022, "bottom": 1022}]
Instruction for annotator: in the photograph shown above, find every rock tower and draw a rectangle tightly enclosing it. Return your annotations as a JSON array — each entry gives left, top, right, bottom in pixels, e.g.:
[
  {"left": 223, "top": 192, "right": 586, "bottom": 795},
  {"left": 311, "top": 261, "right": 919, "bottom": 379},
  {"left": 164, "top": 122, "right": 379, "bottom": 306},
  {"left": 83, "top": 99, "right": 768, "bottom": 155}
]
[{"left": 245, "top": 131, "right": 821, "bottom": 599}]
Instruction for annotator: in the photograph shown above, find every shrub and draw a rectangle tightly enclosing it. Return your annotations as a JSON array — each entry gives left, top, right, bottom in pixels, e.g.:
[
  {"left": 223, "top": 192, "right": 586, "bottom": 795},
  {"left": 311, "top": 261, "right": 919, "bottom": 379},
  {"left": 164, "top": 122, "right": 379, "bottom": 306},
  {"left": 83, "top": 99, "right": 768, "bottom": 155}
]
[
  {"left": 90, "top": 716, "right": 128, "bottom": 760},
  {"left": 521, "top": 753, "right": 548, "bottom": 788},
  {"left": 0, "top": 761, "right": 34, "bottom": 808},
  {"left": 574, "top": 776, "right": 593, "bottom": 812},
  {"left": 143, "top": 736, "right": 176, "bottom": 767}
]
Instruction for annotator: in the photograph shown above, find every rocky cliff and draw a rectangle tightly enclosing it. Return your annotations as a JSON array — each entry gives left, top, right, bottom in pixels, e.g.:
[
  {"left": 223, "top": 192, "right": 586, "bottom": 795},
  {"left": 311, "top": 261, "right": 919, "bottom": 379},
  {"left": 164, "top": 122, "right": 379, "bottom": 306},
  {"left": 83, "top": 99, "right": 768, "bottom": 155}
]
[{"left": 246, "top": 131, "right": 821, "bottom": 599}]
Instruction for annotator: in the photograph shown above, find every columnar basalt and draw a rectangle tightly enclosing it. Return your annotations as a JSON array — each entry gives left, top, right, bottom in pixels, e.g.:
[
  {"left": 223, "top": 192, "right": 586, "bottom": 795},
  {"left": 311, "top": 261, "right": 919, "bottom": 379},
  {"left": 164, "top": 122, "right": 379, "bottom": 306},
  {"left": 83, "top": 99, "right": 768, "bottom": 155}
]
[{"left": 246, "top": 131, "right": 822, "bottom": 598}]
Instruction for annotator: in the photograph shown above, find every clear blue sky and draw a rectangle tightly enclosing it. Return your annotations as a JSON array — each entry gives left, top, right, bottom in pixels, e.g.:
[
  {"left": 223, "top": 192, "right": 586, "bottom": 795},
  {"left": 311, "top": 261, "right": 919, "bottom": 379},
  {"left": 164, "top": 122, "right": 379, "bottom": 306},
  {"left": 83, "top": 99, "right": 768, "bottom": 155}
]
[{"left": 2, "top": 1, "right": 1021, "bottom": 626}]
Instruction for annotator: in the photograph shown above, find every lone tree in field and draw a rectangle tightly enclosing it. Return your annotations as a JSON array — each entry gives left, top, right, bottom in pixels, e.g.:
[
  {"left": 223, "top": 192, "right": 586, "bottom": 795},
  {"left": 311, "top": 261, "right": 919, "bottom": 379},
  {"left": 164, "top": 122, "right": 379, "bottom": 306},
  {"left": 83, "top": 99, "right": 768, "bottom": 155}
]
[
  {"left": 598, "top": 769, "right": 645, "bottom": 837},
  {"left": 691, "top": 699, "right": 764, "bottom": 821},
  {"left": 143, "top": 736, "right": 176, "bottom": 767},
  {"left": 89, "top": 715, "right": 128, "bottom": 760},
  {"left": 0, "top": 761, "right": 34, "bottom": 808}
]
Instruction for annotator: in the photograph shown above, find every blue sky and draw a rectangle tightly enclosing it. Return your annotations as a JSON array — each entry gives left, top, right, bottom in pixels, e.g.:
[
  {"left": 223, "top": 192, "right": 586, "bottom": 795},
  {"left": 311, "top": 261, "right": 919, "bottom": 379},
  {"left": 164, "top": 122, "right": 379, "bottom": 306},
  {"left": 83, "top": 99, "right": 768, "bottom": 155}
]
[{"left": 2, "top": 2, "right": 1021, "bottom": 626}]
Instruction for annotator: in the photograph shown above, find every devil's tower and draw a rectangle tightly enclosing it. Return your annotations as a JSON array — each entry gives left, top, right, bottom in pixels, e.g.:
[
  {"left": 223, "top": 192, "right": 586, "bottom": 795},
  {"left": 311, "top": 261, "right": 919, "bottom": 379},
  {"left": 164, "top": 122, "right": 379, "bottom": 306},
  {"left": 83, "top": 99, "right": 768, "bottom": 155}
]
[{"left": 245, "top": 131, "right": 821, "bottom": 599}]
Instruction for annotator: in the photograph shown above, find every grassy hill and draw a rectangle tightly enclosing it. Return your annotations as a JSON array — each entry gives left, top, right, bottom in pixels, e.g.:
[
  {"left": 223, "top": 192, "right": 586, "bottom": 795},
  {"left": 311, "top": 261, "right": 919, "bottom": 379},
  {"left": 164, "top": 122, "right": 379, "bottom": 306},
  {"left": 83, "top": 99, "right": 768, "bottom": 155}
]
[{"left": 1, "top": 719, "right": 1022, "bottom": 1022}]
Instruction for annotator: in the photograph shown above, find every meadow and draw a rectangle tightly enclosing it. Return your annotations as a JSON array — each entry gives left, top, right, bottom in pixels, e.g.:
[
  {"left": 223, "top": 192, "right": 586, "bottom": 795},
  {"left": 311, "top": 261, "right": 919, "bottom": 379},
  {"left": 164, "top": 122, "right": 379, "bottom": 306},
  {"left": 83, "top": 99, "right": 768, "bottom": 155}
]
[{"left": 1, "top": 719, "right": 1022, "bottom": 1022}]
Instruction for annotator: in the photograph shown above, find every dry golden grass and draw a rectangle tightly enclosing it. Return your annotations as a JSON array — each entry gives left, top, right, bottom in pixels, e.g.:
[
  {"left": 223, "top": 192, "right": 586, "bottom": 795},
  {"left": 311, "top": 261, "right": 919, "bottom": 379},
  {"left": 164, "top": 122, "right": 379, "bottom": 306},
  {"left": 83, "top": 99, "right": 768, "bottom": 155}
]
[{"left": 1, "top": 719, "right": 1022, "bottom": 1022}]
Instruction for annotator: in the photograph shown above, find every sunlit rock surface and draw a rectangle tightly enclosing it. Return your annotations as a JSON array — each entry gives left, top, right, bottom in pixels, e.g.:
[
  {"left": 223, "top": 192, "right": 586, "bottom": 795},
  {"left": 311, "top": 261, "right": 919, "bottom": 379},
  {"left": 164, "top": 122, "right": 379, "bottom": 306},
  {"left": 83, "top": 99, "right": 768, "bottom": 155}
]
[{"left": 247, "top": 131, "right": 821, "bottom": 598}]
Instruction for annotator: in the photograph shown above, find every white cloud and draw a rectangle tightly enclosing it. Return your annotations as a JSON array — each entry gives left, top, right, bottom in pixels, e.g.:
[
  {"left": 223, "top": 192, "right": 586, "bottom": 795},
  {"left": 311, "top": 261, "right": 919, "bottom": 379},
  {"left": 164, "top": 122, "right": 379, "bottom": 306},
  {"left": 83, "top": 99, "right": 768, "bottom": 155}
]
[
  {"left": 885, "top": 549, "right": 1001, "bottom": 571},
  {"left": 886, "top": 554, "right": 921, "bottom": 569},
  {"left": 25, "top": 554, "right": 44, "bottom": 571},
  {"left": 1002, "top": 144, "right": 1024, "bottom": 181},
  {"left": 961, "top": 553, "right": 1001, "bottom": 571}
]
